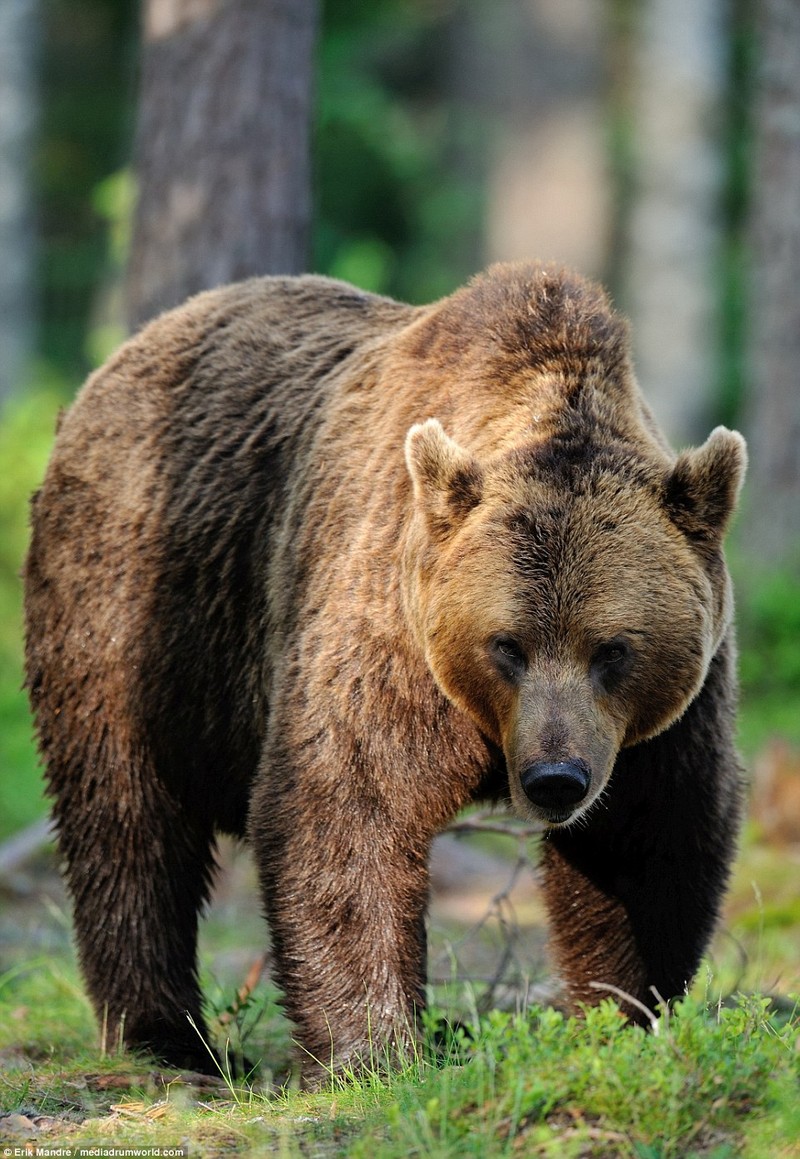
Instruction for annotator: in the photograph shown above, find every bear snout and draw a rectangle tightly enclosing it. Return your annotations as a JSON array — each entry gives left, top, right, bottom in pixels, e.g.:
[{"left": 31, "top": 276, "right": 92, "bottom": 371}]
[{"left": 520, "top": 758, "right": 591, "bottom": 818}]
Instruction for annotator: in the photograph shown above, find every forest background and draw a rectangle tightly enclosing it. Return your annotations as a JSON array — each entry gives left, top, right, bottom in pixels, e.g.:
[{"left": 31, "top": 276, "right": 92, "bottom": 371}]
[
  {"left": 1, "top": 2, "right": 799, "bottom": 1153},
  {"left": 3, "top": 0, "right": 799, "bottom": 831},
  {"left": 0, "top": 0, "right": 799, "bottom": 1118}
]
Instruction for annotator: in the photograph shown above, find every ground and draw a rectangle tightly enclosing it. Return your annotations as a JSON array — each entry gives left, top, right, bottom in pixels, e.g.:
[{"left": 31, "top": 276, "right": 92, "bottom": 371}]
[{"left": 1, "top": 807, "right": 799, "bottom": 1156}]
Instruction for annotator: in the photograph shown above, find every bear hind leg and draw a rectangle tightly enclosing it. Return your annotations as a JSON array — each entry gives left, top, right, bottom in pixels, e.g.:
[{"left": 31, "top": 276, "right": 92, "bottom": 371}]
[{"left": 54, "top": 760, "right": 221, "bottom": 1074}]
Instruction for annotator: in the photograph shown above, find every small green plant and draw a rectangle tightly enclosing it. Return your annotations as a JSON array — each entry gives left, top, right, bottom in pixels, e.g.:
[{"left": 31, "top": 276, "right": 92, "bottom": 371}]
[
  {"left": 735, "top": 568, "right": 800, "bottom": 751},
  {"left": 186, "top": 1012, "right": 253, "bottom": 1106},
  {"left": 0, "top": 383, "right": 65, "bottom": 838}
]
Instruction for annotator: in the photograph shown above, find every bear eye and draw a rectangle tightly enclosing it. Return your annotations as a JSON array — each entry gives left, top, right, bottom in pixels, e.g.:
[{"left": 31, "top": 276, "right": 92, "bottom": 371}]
[
  {"left": 489, "top": 634, "right": 527, "bottom": 682},
  {"left": 591, "top": 637, "right": 634, "bottom": 690}
]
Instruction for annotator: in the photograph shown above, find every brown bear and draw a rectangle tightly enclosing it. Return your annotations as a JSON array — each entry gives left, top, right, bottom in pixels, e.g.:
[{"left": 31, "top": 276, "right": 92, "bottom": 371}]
[{"left": 24, "top": 263, "right": 746, "bottom": 1082}]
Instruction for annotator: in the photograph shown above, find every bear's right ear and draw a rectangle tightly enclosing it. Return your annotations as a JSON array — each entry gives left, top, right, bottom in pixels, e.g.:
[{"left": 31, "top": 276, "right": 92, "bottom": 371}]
[{"left": 405, "top": 419, "right": 483, "bottom": 537}]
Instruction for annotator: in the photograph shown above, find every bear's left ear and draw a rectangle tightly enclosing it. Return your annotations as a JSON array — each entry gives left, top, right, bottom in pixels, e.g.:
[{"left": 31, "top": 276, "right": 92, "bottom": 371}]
[
  {"left": 664, "top": 426, "right": 748, "bottom": 542},
  {"left": 405, "top": 418, "right": 483, "bottom": 538}
]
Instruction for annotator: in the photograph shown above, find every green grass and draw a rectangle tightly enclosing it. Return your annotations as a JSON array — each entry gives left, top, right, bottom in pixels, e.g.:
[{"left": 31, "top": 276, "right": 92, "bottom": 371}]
[
  {"left": 346, "top": 996, "right": 800, "bottom": 1158},
  {"left": 1, "top": 827, "right": 798, "bottom": 1155},
  {"left": 1, "top": 950, "right": 798, "bottom": 1157},
  {"left": 0, "top": 385, "right": 64, "bottom": 839}
]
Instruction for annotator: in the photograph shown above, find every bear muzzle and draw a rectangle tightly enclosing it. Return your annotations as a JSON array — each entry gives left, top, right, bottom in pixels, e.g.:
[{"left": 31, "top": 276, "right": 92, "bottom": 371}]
[{"left": 519, "top": 758, "right": 591, "bottom": 822}]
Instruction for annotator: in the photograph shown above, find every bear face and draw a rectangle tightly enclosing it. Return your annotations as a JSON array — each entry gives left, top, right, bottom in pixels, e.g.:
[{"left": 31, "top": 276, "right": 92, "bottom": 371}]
[{"left": 403, "top": 417, "right": 746, "bottom": 827}]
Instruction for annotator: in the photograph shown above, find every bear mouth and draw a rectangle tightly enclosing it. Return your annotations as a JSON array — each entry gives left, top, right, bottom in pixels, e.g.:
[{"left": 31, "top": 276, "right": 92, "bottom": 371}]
[{"left": 542, "top": 808, "right": 578, "bottom": 826}]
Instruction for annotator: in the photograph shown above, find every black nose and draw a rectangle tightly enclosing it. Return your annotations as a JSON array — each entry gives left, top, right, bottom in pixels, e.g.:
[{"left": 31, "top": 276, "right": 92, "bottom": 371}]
[{"left": 520, "top": 759, "right": 591, "bottom": 811}]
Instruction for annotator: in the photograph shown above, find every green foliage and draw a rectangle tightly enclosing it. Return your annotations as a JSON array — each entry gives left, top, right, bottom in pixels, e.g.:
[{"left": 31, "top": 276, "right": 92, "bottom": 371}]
[
  {"left": 0, "top": 386, "right": 63, "bottom": 838},
  {"left": 0, "top": 958, "right": 95, "bottom": 1062},
  {"left": 336, "top": 996, "right": 800, "bottom": 1158},
  {"left": 203, "top": 974, "right": 294, "bottom": 1091},
  {"left": 37, "top": 0, "right": 137, "bottom": 380},
  {"left": 36, "top": 0, "right": 487, "bottom": 382},
  {"left": 313, "top": 0, "right": 487, "bottom": 304},
  {"left": 2, "top": 968, "right": 797, "bottom": 1157},
  {"left": 739, "top": 573, "right": 800, "bottom": 694},
  {"left": 736, "top": 570, "right": 800, "bottom": 750}
]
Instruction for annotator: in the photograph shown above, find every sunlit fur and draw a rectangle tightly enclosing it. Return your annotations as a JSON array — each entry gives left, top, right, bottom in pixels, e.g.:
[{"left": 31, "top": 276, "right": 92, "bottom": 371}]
[{"left": 25, "top": 262, "right": 746, "bottom": 1083}]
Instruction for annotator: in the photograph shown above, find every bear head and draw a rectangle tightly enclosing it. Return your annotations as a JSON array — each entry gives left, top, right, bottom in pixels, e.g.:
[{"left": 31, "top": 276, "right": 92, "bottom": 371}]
[{"left": 403, "top": 416, "right": 747, "bottom": 827}]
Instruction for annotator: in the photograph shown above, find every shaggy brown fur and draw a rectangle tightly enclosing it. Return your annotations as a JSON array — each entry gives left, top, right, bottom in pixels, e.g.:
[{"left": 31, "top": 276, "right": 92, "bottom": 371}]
[{"left": 24, "top": 263, "right": 747, "bottom": 1082}]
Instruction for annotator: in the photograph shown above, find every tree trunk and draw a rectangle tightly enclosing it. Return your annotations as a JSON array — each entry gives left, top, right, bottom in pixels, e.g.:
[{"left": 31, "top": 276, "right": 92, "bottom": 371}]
[
  {"left": 622, "top": 0, "right": 727, "bottom": 446},
  {"left": 743, "top": 0, "right": 800, "bottom": 569},
  {"left": 127, "top": 0, "right": 317, "bottom": 330},
  {"left": 470, "top": 0, "right": 610, "bottom": 282},
  {"left": 0, "top": 0, "right": 37, "bottom": 399}
]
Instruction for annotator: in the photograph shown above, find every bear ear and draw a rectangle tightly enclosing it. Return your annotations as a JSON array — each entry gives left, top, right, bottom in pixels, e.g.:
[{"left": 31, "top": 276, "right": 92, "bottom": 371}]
[
  {"left": 405, "top": 419, "right": 483, "bottom": 537},
  {"left": 664, "top": 426, "right": 748, "bottom": 543}
]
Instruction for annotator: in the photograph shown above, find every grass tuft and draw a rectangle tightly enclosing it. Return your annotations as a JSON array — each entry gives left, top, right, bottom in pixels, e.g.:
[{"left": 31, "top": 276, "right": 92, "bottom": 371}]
[{"left": 1, "top": 955, "right": 798, "bottom": 1156}]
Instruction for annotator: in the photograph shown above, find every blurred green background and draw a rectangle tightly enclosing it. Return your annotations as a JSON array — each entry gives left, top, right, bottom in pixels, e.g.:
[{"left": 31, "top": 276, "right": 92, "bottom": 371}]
[{"left": 1, "top": 0, "right": 799, "bottom": 844}]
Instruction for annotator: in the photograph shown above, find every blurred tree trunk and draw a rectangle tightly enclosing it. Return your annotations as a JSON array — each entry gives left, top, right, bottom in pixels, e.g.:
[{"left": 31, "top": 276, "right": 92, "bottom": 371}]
[
  {"left": 622, "top": 0, "right": 727, "bottom": 446},
  {"left": 127, "top": 0, "right": 317, "bottom": 330},
  {"left": 469, "top": 0, "right": 609, "bottom": 282},
  {"left": 743, "top": 0, "right": 800, "bottom": 570},
  {"left": 0, "top": 0, "right": 37, "bottom": 399}
]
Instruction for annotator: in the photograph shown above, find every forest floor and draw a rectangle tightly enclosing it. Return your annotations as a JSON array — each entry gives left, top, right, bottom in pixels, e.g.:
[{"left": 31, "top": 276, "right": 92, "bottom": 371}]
[{"left": 1, "top": 801, "right": 799, "bottom": 1157}]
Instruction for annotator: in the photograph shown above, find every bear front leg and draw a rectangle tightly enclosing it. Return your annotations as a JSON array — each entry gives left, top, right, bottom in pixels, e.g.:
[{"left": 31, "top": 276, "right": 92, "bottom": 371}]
[
  {"left": 539, "top": 646, "right": 743, "bottom": 1021},
  {"left": 249, "top": 761, "right": 431, "bottom": 1085}
]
